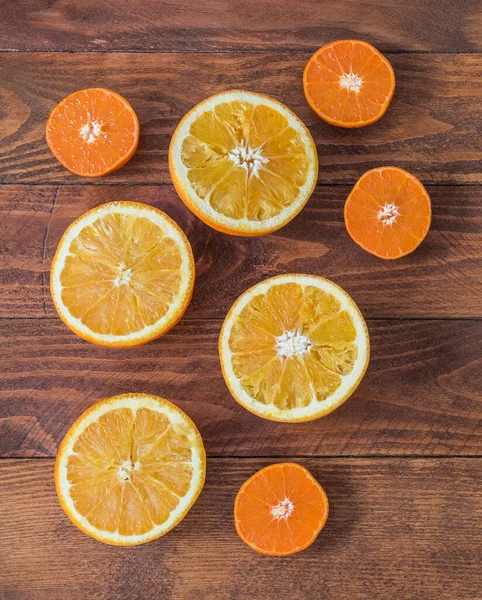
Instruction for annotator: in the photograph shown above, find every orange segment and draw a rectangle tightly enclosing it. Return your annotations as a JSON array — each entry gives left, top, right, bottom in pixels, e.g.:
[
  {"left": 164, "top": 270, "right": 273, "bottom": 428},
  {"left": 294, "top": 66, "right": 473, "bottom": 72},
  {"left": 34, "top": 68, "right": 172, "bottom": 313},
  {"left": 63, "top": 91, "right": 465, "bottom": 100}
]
[
  {"left": 169, "top": 90, "right": 318, "bottom": 236},
  {"left": 303, "top": 40, "right": 395, "bottom": 128},
  {"left": 219, "top": 274, "right": 370, "bottom": 422},
  {"left": 50, "top": 201, "right": 195, "bottom": 347},
  {"left": 55, "top": 393, "right": 206, "bottom": 546},
  {"left": 46, "top": 88, "right": 140, "bottom": 177},
  {"left": 344, "top": 166, "right": 432, "bottom": 259},
  {"left": 234, "top": 463, "right": 329, "bottom": 556}
]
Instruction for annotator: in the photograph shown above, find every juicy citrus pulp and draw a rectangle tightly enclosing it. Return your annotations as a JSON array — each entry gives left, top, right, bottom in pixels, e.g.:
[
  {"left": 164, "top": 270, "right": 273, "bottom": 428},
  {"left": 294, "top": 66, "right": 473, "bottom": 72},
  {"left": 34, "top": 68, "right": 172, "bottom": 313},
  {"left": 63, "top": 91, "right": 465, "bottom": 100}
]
[
  {"left": 235, "top": 463, "right": 329, "bottom": 555},
  {"left": 345, "top": 166, "right": 432, "bottom": 259},
  {"left": 55, "top": 394, "right": 206, "bottom": 546},
  {"left": 50, "top": 201, "right": 194, "bottom": 347},
  {"left": 304, "top": 40, "right": 395, "bottom": 128},
  {"left": 46, "top": 88, "right": 140, "bottom": 177},
  {"left": 169, "top": 90, "right": 318, "bottom": 235},
  {"left": 219, "top": 274, "right": 369, "bottom": 422}
]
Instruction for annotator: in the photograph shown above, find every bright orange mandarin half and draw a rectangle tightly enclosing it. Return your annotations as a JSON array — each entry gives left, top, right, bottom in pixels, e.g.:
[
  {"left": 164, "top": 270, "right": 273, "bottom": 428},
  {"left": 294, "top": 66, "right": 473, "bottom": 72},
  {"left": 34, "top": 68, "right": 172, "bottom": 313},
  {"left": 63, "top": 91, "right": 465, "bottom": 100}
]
[
  {"left": 234, "top": 463, "right": 329, "bottom": 556},
  {"left": 344, "top": 166, "right": 432, "bottom": 259},
  {"left": 46, "top": 88, "right": 140, "bottom": 177},
  {"left": 303, "top": 40, "right": 395, "bottom": 128}
]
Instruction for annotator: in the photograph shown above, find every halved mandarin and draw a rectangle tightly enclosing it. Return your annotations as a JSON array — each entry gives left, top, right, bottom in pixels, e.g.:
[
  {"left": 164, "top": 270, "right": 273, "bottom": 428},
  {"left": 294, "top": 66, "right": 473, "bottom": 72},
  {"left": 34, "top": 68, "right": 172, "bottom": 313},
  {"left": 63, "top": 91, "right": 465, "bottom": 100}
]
[
  {"left": 46, "top": 88, "right": 140, "bottom": 177},
  {"left": 55, "top": 393, "right": 206, "bottom": 545},
  {"left": 50, "top": 201, "right": 195, "bottom": 347},
  {"left": 235, "top": 463, "right": 329, "bottom": 556},
  {"left": 344, "top": 166, "right": 432, "bottom": 259},
  {"left": 219, "top": 274, "right": 369, "bottom": 422},
  {"left": 169, "top": 90, "right": 318, "bottom": 236},
  {"left": 303, "top": 40, "right": 395, "bottom": 128}
]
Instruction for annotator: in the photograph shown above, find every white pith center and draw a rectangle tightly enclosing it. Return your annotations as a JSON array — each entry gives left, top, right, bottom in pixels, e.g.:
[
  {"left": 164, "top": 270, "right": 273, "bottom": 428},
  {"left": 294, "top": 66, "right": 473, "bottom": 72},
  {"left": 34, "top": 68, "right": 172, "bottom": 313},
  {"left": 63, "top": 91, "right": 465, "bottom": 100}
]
[
  {"left": 271, "top": 498, "right": 294, "bottom": 520},
  {"left": 114, "top": 266, "right": 132, "bottom": 287},
  {"left": 79, "top": 120, "right": 103, "bottom": 144},
  {"left": 276, "top": 330, "right": 312, "bottom": 358},
  {"left": 340, "top": 72, "right": 362, "bottom": 93},
  {"left": 118, "top": 460, "right": 139, "bottom": 482},
  {"left": 377, "top": 202, "right": 400, "bottom": 226},
  {"left": 228, "top": 143, "right": 269, "bottom": 177}
]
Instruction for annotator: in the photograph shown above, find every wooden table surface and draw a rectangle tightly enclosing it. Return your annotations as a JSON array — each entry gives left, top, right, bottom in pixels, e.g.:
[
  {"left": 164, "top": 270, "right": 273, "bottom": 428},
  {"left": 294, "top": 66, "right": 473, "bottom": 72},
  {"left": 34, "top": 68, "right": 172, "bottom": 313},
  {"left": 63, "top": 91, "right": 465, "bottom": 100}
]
[{"left": 1, "top": 2, "right": 481, "bottom": 598}]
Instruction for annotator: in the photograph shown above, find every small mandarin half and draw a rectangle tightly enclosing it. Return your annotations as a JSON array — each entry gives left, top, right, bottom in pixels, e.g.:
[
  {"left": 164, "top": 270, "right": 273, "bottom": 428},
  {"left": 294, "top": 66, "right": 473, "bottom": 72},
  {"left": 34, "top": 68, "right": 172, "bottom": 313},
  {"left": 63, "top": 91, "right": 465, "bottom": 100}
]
[
  {"left": 303, "top": 40, "right": 395, "bottom": 128},
  {"left": 55, "top": 393, "right": 206, "bottom": 546},
  {"left": 219, "top": 274, "right": 369, "bottom": 422},
  {"left": 50, "top": 201, "right": 195, "bottom": 347},
  {"left": 235, "top": 463, "right": 329, "bottom": 556},
  {"left": 46, "top": 88, "right": 140, "bottom": 177},
  {"left": 344, "top": 166, "right": 432, "bottom": 259},
  {"left": 169, "top": 90, "right": 318, "bottom": 236}
]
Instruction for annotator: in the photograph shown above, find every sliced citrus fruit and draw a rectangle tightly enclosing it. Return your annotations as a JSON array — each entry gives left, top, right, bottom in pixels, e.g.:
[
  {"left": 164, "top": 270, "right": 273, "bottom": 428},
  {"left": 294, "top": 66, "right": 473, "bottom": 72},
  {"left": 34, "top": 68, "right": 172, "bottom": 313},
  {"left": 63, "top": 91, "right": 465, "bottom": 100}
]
[
  {"left": 235, "top": 463, "right": 329, "bottom": 556},
  {"left": 55, "top": 393, "right": 206, "bottom": 546},
  {"left": 169, "top": 90, "right": 318, "bottom": 236},
  {"left": 46, "top": 88, "right": 140, "bottom": 177},
  {"left": 345, "top": 166, "right": 432, "bottom": 259},
  {"left": 303, "top": 40, "right": 395, "bottom": 128},
  {"left": 50, "top": 201, "right": 194, "bottom": 347},
  {"left": 219, "top": 274, "right": 369, "bottom": 422}
]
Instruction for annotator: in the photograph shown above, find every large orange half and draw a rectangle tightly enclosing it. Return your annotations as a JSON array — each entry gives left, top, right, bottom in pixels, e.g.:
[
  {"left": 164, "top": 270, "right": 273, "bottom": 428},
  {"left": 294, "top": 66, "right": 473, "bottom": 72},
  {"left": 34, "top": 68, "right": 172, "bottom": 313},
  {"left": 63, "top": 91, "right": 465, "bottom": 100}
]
[
  {"left": 344, "top": 166, "right": 432, "bottom": 259},
  {"left": 55, "top": 393, "right": 206, "bottom": 546},
  {"left": 303, "top": 40, "right": 395, "bottom": 128},
  {"left": 46, "top": 88, "right": 140, "bottom": 177},
  {"left": 235, "top": 463, "right": 329, "bottom": 556}
]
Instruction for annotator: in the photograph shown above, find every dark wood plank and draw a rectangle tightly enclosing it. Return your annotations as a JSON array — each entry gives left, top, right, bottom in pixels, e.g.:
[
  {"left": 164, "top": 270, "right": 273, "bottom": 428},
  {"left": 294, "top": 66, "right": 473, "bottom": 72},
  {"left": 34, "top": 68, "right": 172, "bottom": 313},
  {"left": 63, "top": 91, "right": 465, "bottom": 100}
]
[
  {"left": 1, "top": 318, "right": 480, "bottom": 458},
  {"left": 1, "top": 0, "right": 481, "bottom": 53},
  {"left": 1, "top": 185, "right": 481, "bottom": 320},
  {"left": 1, "top": 458, "right": 481, "bottom": 599},
  {"left": 0, "top": 53, "right": 482, "bottom": 184}
]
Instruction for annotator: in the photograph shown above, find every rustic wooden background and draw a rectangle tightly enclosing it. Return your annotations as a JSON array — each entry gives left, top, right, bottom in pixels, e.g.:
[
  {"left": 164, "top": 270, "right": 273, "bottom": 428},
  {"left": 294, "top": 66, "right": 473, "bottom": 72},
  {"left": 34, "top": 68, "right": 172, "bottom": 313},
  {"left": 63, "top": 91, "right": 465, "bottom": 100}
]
[{"left": 1, "top": 1, "right": 482, "bottom": 598}]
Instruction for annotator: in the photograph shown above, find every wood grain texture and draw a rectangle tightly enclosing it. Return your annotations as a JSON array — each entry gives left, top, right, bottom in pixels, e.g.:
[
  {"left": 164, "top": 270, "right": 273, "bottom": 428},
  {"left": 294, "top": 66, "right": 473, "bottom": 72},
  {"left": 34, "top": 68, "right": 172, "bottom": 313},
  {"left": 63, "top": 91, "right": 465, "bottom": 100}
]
[
  {"left": 1, "top": 458, "right": 481, "bottom": 599},
  {"left": 1, "top": 184, "right": 481, "bottom": 320},
  {"left": 1, "top": 0, "right": 482, "bottom": 53},
  {"left": 1, "top": 318, "right": 480, "bottom": 458},
  {"left": 0, "top": 53, "right": 482, "bottom": 184}
]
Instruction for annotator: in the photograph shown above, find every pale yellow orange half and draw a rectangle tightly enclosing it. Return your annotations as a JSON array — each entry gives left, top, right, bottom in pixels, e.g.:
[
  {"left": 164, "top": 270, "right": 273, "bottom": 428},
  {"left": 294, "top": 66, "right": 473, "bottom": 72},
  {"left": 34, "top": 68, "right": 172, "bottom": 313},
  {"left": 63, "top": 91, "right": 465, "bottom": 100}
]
[
  {"left": 55, "top": 393, "right": 206, "bottom": 546},
  {"left": 219, "top": 274, "right": 369, "bottom": 422},
  {"left": 169, "top": 90, "right": 318, "bottom": 236},
  {"left": 50, "top": 201, "right": 195, "bottom": 347}
]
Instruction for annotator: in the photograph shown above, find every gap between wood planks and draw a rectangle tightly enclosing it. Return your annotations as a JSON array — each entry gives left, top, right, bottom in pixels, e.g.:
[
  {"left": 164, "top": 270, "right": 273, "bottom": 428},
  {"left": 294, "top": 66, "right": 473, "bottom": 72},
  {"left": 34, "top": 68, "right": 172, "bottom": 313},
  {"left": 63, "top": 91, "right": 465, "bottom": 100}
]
[
  {"left": 2, "top": 455, "right": 482, "bottom": 461},
  {"left": 1, "top": 49, "right": 481, "bottom": 54}
]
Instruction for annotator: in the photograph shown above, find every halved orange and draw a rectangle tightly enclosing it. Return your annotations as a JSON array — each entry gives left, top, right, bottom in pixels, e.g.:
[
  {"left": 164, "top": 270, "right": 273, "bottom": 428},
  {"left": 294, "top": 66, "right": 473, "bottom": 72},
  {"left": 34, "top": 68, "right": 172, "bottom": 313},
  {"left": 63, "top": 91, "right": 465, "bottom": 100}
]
[
  {"left": 235, "top": 463, "right": 329, "bottom": 556},
  {"left": 50, "top": 201, "right": 195, "bottom": 347},
  {"left": 219, "top": 274, "right": 369, "bottom": 422},
  {"left": 46, "top": 88, "right": 140, "bottom": 177},
  {"left": 55, "top": 393, "right": 206, "bottom": 546},
  {"left": 303, "top": 40, "right": 395, "bottom": 128},
  {"left": 344, "top": 166, "right": 432, "bottom": 259},
  {"left": 169, "top": 90, "right": 318, "bottom": 236}
]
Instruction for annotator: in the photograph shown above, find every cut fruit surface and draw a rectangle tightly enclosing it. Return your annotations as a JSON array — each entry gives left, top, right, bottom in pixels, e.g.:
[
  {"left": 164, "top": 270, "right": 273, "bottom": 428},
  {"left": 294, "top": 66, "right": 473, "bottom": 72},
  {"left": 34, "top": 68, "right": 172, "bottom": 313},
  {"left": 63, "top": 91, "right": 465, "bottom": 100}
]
[
  {"left": 50, "top": 201, "right": 194, "bottom": 347},
  {"left": 219, "top": 274, "right": 369, "bottom": 422},
  {"left": 304, "top": 40, "right": 395, "bottom": 128},
  {"left": 235, "top": 463, "right": 329, "bottom": 556},
  {"left": 46, "top": 88, "right": 140, "bottom": 177},
  {"left": 55, "top": 393, "right": 206, "bottom": 546},
  {"left": 345, "top": 166, "right": 432, "bottom": 259},
  {"left": 169, "top": 90, "right": 318, "bottom": 236}
]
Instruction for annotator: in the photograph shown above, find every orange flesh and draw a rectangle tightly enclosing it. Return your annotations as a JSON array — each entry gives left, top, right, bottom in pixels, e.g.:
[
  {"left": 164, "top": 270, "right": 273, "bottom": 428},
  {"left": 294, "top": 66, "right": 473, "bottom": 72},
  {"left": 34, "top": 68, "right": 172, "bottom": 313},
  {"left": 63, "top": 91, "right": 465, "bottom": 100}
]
[
  {"left": 59, "top": 212, "right": 183, "bottom": 336},
  {"left": 46, "top": 88, "right": 139, "bottom": 176},
  {"left": 181, "top": 101, "right": 310, "bottom": 221},
  {"left": 344, "top": 167, "right": 432, "bottom": 259},
  {"left": 235, "top": 463, "right": 328, "bottom": 555},
  {"left": 304, "top": 40, "right": 395, "bottom": 128},
  {"left": 66, "top": 407, "right": 194, "bottom": 536},
  {"left": 228, "top": 283, "right": 358, "bottom": 409}
]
